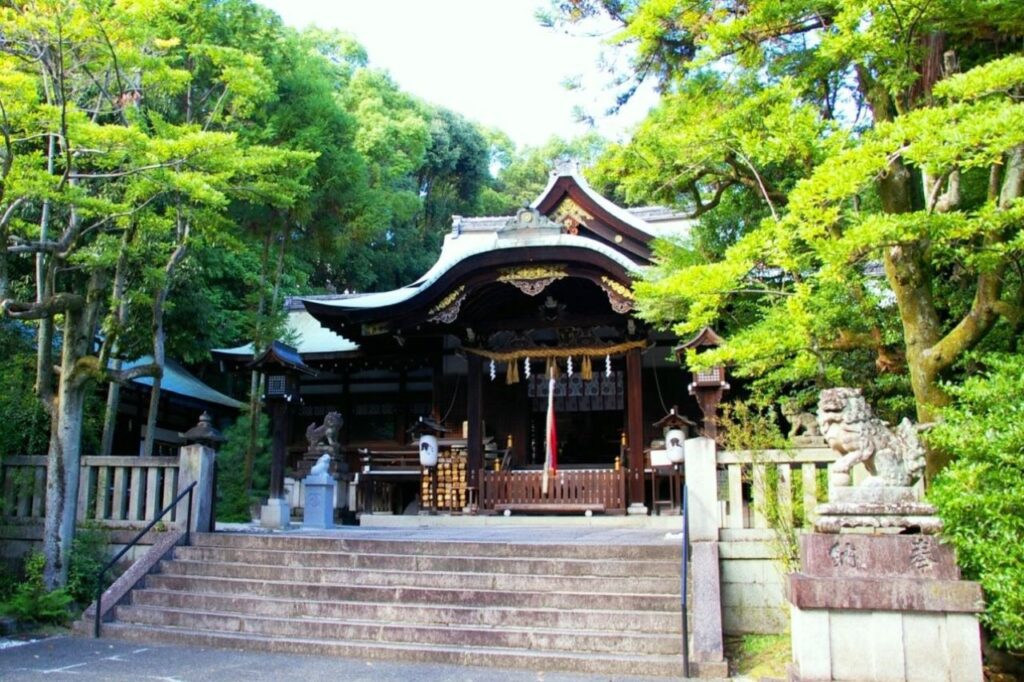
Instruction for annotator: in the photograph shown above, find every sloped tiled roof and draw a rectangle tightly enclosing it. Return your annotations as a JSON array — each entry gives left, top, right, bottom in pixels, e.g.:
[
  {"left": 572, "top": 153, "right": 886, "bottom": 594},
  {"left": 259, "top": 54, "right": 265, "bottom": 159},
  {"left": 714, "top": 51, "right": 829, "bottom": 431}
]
[{"left": 122, "top": 356, "right": 243, "bottom": 409}]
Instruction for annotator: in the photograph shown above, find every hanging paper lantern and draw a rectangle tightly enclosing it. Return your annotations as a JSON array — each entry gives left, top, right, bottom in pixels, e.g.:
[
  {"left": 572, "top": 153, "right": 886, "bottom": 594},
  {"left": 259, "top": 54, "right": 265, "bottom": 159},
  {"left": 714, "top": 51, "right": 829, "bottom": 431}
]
[
  {"left": 419, "top": 433, "right": 439, "bottom": 467},
  {"left": 666, "top": 429, "right": 686, "bottom": 464}
]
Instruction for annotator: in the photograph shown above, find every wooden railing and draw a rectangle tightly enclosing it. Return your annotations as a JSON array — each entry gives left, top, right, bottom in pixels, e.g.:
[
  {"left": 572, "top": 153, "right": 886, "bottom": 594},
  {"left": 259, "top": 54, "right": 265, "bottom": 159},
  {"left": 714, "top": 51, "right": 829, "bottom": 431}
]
[
  {"left": 479, "top": 468, "right": 627, "bottom": 514},
  {"left": 1, "top": 455, "right": 181, "bottom": 526},
  {"left": 716, "top": 448, "right": 837, "bottom": 530},
  {"left": 1, "top": 456, "right": 47, "bottom": 520}
]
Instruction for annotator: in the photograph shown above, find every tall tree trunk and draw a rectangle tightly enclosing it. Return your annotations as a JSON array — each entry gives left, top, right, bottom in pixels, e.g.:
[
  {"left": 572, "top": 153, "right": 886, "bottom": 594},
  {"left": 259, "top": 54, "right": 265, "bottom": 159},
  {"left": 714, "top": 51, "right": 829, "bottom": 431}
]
[
  {"left": 35, "top": 136, "right": 57, "bottom": 404},
  {"left": 99, "top": 225, "right": 135, "bottom": 456},
  {"left": 41, "top": 274, "right": 103, "bottom": 589},
  {"left": 244, "top": 230, "right": 274, "bottom": 494},
  {"left": 141, "top": 219, "right": 189, "bottom": 458},
  {"left": 99, "top": 324, "right": 124, "bottom": 456}
]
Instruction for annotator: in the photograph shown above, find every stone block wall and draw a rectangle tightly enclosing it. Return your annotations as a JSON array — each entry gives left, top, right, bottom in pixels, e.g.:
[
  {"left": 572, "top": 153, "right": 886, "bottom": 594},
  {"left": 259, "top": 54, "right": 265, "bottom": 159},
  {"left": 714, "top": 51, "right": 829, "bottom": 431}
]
[{"left": 720, "top": 528, "right": 789, "bottom": 634}]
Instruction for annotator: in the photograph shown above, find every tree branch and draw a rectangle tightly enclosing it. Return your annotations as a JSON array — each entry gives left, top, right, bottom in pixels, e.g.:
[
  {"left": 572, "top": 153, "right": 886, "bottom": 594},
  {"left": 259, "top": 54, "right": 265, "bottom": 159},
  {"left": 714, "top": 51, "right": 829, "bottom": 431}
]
[
  {"left": 105, "top": 361, "right": 162, "bottom": 385},
  {"left": 1, "top": 292, "right": 84, "bottom": 319}
]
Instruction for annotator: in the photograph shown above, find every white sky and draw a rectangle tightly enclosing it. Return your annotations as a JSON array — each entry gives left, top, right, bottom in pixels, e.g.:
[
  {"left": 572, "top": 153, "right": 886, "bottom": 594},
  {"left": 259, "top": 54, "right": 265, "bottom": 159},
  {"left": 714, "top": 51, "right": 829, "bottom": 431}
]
[{"left": 256, "top": 0, "right": 658, "bottom": 149}]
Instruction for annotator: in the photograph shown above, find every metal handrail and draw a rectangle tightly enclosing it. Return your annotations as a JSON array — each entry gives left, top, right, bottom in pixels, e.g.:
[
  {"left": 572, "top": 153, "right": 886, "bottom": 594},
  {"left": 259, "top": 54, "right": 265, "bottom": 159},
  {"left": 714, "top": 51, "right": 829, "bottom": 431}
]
[
  {"left": 681, "top": 481, "right": 690, "bottom": 678},
  {"left": 93, "top": 480, "right": 196, "bottom": 638}
]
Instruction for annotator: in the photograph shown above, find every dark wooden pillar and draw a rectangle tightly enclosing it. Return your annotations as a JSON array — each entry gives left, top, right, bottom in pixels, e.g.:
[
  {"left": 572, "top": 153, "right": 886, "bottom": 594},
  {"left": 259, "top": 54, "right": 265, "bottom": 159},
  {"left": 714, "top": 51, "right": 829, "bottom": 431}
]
[
  {"left": 467, "top": 354, "right": 483, "bottom": 487},
  {"left": 340, "top": 369, "right": 351, "bottom": 444},
  {"left": 396, "top": 368, "right": 408, "bottom": 443},
  {"left": 626, "top": 347, "right": 646, "bottom": 509},
  {"left": 512, "top": 377, "right": 529, "bottom": 466},
  {"left": 431, "top": 346, "right": 445, "bottom": 422},
  {"left": 268, "top": 401, "right": 289, "bottom": 499}
]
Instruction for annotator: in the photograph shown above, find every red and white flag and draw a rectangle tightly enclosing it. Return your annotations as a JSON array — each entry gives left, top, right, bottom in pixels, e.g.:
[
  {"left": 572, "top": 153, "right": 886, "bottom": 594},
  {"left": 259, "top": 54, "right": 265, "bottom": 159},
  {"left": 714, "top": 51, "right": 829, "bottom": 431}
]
[{"left": 542, "top": 366, "right": 558, "bottom": 495}]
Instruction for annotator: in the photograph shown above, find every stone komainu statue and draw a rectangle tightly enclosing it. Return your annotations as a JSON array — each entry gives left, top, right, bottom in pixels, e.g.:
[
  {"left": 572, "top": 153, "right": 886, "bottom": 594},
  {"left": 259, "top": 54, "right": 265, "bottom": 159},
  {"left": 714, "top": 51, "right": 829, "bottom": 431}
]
[
  {"left": 817, "top": 388, "right": 925, "bottom": 488},
  {"left": 780, "top": 399, "right": 821, "bottom": 439},
  {"left": 305, "top": 411, "right": 342, "bottom": 455}
]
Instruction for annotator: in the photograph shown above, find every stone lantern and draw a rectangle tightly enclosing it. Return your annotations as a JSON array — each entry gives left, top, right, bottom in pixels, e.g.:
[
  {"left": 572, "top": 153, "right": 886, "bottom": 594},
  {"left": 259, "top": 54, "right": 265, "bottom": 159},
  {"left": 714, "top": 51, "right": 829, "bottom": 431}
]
[
  {"left": 674, "top": 327, "right": 730, "bottom": 439},
  {"left": 249, "top": 340, "right": 315, "bottom": 529}
]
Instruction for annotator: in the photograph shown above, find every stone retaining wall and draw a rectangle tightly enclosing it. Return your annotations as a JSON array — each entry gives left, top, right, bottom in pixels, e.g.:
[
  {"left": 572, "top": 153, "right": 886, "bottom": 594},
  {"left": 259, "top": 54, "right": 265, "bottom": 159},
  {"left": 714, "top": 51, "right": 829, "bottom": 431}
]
[{"left": 720, "top": 528, "right": 789, "bottom": 634}]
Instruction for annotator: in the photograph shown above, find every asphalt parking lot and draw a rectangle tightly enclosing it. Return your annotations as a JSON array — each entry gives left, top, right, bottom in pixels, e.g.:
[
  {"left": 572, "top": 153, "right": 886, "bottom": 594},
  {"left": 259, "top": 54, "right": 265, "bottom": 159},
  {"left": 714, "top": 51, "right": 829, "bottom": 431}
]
[{"left": 0, "top": 635, "right": 683, "bottom": 682}]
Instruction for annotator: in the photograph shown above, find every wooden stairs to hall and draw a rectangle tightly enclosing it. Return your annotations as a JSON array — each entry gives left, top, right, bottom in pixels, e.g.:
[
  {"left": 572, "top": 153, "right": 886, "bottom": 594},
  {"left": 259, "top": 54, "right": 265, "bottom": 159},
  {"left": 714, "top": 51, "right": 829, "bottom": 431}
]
[{"left": 78, "top": 532, "right": 716, "bottom": 678}]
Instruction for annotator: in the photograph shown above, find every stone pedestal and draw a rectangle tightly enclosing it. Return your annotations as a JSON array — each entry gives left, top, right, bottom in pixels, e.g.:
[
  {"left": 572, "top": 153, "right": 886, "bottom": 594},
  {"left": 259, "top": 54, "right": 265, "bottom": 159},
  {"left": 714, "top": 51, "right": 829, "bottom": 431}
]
[
  {"left": 260, "top": 497, "right": 290, "bottom": 530},
  {"left": 303, "top": 473, "right": 336, "bottom": 530},
  {"left": 788, "top": 533, "right": 984, "bottom": 681},
  {"left": 815, "top": 487, "right": 943, "bottom": 534}
]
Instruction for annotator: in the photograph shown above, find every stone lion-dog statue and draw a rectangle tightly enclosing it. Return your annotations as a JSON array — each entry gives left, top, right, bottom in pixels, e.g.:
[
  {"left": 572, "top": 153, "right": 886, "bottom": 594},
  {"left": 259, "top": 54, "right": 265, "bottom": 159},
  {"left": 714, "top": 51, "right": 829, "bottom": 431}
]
[
  {"left": 781, "top": 399, "right": 821, "bottom": 439},
  {"left": 816, "top": 388, "right": 925, "bottom": 488},
  {"left": 305, "top": 411, "right": 342, "bottom": 454}
]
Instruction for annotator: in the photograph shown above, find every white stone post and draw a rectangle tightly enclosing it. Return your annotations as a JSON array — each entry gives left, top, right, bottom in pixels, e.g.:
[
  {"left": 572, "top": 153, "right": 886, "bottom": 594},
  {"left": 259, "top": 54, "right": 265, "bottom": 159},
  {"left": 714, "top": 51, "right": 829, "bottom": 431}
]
[
  {"left": 684, "top": 436, "right": 720, "bottom": 542},
  {"left": 683, "top": 436, "right": 726, "bottom": 673},
  {"left": 177, "top": 444, "right": 215, "bottom": 533}
]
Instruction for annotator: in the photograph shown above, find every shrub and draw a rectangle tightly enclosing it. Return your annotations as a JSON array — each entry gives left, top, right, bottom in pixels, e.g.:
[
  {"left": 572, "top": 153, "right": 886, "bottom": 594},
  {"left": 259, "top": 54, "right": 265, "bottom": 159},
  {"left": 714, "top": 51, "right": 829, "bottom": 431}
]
[
  {"left": 928, "top": 353, "right": 1024, "bottom": 652},
  {"left": 0, "top": 553, "right": 72, "bottom": 625},
  {"left": 66, "top": 524, "right": 111, "bottom": 606}
]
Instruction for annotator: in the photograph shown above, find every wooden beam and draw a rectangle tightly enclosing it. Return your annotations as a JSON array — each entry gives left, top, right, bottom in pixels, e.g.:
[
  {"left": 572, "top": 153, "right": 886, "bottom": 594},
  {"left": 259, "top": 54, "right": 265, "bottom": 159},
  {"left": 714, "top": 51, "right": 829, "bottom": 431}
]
[
  {"left": 268, "top": 401, "right": 289, "bottom": 499},
  {"left": 626, "top": 347, "right": 645, "bottom": 507}
]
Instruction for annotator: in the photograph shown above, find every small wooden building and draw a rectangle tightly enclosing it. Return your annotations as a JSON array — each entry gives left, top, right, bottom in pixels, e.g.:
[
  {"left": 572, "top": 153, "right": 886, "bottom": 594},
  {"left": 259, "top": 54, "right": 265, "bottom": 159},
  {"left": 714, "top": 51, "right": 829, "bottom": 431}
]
[{"left": 217, "top": 163, "right": 703, "bottom": 514}]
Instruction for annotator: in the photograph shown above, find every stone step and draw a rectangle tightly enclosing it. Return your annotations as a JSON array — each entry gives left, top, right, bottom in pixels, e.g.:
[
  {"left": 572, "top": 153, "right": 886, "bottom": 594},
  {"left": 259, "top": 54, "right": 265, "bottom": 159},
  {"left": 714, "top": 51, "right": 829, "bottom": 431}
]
[
  {"left": 130, "top": 589, "right": 683, "bottom": 633},
  {"left": 143, "top": 573, "right": 679, "bottom": 611},
  {"left": 191, "top": 532, "right": 682, "bottom": 561},
  {"left": 113, "top": 605, "right": 683, "bottom": 656},
  {"left": 158, "top": 559, "right": 681, "bottom": 594},
  {"left": 97, "top": 622, "right": 688, "bottom": 678},
  {"left": 174, "top": 545, "right": 681, "bottom": 577}
]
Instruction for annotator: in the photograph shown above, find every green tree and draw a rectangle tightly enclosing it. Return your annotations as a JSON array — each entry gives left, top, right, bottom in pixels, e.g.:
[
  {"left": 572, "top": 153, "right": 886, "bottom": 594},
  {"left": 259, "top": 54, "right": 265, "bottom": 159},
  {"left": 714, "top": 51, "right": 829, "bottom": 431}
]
[
  {"left": 482, "top": 133, "right": 608, "bottom": 215},
  {"left": 928, "top": 353, "right": 1024, "bottom": 651},
  {"left": 559, "top": 1, "right": 1024, "bottom": 477},
  {"left": 0, "top": 0, "right": 312, "bottom": 587}
]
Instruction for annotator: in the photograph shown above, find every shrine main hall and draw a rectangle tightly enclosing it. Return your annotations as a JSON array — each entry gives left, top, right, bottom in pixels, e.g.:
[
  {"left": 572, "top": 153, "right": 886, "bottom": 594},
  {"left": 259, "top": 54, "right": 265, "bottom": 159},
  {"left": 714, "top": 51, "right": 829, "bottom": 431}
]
[{"left": 216, "top": 163, "right": 723, "bottom": 516}]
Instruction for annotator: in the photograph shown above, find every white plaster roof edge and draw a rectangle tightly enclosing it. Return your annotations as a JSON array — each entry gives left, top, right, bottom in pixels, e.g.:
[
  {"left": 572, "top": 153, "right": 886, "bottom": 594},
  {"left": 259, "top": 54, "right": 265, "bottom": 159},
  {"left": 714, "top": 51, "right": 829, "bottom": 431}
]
[
  {"left": 303, "top": 231, "right": 645, "bottom": 312},
  {"left": 214, "top": 309, "right": 359, "bottom": 356}
]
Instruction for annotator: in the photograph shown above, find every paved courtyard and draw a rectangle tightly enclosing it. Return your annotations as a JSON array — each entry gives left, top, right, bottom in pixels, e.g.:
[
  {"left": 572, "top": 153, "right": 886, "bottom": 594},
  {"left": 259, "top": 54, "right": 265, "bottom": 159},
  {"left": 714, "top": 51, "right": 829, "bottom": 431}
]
[{"left": 0, "top": 635, "right": 693, "bottom": 681}]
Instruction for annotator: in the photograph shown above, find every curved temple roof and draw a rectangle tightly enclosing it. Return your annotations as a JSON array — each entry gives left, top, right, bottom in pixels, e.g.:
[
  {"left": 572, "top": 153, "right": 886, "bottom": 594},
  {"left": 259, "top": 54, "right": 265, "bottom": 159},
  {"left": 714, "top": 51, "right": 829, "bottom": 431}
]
[{"left": 214, "top": 166, "right": 690, "bottom": 359}]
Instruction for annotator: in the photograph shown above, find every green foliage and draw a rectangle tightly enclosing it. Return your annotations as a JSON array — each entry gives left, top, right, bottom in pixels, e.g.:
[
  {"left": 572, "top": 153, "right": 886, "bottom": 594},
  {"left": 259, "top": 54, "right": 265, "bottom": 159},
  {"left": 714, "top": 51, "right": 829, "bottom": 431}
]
[
  {"left": 719, "top": 401, "right": 800, "bottom": 570},
  {"left": 484, "top": 134, "right": 608, "bottom": 214},
  {"left": 928, "top": 353, "right": 1024, "bottom": 651},
  {"left": 0, "top": 553, "right": 72, "bottom": 625},
  {"left": 0, "top": 322, "right": 49, "bottom": 456},
  {"left": 66, "top": 524, "right": 110, "bottom": 607},
  {"left": 718, "top": 400, "right": 787, "bottom": 452},
  {"left": 569, "top": 0, "right": 1024, "bottom": 432},
  {"left": 727, "top": 633, "right": 792, "bottom": 678},
  {"left": 215, "top": 408, "right": 271, "bottom": 522}
]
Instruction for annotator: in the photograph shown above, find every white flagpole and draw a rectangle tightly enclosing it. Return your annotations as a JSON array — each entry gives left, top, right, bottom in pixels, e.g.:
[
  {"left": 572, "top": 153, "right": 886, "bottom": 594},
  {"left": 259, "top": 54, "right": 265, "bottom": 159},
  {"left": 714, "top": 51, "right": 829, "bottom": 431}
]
[{"left": 542, "top": 366, "right": 556, "bottom": 495}]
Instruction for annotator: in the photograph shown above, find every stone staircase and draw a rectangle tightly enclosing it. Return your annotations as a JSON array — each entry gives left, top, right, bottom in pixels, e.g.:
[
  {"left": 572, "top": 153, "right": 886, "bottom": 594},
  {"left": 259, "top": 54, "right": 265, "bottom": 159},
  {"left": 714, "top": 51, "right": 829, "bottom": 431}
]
[{"left": 91, "top": 532, "right": 696, "bottom": 677}]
